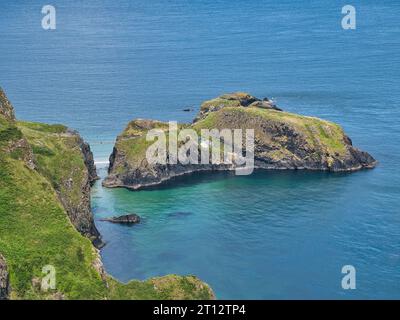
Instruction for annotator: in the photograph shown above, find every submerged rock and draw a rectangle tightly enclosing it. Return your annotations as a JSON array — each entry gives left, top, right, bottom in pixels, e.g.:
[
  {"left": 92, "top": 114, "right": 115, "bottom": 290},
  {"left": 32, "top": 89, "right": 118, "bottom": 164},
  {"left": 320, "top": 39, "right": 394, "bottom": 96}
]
[
  {"left": 103, "top": 92, "right": 377, "bottom": 190},
  {"left": 101, "top": 214, "right": 141, "bottom": 224}
]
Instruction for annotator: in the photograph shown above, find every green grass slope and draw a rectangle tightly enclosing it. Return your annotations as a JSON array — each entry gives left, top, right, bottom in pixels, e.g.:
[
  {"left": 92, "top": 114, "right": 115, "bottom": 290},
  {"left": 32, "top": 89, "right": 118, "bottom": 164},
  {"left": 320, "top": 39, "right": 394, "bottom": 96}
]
[{"left": 0, "top": 111, "right": 213, "bottom": 299}]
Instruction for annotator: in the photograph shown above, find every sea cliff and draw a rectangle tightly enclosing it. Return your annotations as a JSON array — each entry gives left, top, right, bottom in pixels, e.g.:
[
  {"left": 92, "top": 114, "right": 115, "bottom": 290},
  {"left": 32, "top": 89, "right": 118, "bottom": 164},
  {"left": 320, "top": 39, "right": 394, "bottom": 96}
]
[{"left": 0, "top": 88, "right": 214, "bottom": 300}]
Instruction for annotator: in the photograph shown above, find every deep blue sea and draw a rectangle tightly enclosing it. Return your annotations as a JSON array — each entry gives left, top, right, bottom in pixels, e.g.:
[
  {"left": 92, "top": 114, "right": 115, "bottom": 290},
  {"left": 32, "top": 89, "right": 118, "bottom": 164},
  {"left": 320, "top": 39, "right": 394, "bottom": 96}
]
[{"left": 1, "top": 0, "right": 399, "bottom": 299}]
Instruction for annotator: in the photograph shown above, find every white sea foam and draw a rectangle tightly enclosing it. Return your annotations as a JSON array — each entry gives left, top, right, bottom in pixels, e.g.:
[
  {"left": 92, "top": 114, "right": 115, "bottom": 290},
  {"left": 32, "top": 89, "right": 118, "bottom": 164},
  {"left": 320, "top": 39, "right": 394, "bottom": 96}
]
[{"left": 94, "top": 161, "right": 109, "bottom": 165}]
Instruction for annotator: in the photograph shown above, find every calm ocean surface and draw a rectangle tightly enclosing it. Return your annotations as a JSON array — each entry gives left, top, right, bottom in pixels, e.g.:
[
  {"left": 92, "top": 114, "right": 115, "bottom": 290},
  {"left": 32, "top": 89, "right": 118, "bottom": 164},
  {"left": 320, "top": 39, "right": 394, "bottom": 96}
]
[{"left": 1, "top": 0, "right": 399, "bottom": 298}]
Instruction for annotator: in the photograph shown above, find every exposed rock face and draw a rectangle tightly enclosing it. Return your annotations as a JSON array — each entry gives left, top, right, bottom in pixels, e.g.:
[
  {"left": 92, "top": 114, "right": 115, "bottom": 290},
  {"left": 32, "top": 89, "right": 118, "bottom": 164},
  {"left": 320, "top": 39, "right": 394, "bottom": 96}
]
[
  {"left": 0, "top": 254, "right": 10, "bottom": 300},
  {"left": 15, "top": 124, "right": 102, "bottom": 248},
  {"left": 1, "top": 89, "right": 101, "bottom": 246},
  {"left": 100, "top": 214, "right": 141, "bottom": 224},
  {"left": 56, "top": 129, "right": 103, "bottom": 247},
  {"left": 0, "top": 89, "right": 35, "bottom": 170},
  {"left": 104, "top": 93, "right": 377, "bottom": 190},
  {"left": 6, "top": 135, "right": 36, "bottom": 170},
  {"left": 0, "top": 87, "right": 15, "bottom": 121},
  {"left": 92, "top": 248, "right": 108, "bottom": 282},
  {"left": 248, "top": 99, "right": 282, "bottom": 111},
  {"left": 75, "top": 131, "right": 100, "bottom": 186}
]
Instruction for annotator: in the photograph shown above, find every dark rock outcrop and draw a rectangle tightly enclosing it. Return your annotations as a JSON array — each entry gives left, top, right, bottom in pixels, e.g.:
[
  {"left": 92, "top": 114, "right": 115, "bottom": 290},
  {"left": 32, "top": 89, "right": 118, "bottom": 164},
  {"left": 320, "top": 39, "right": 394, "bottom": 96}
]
[
  {"left": 104, "top": 92, "right": 377, "bottom": 190},
  {"left": 193, "top": 92, "right": 280, "bottom": 122},
  {"left": 0, "top": 254, "right": 10, "bottom": 300},
  {"left": 6, "top": 135, "right": 36, "bottom": 170},
  {"left": 56, "top": 129, "right": 103, "bottom": 248},
  {"left": 76, "top": 131, "right": 100, "bottom": 186},
  {"left": 100, "top": 214, "right": 141, "bottom": 224},
  {"left": 0, "top": 87, "right": 15, "bottom": 121},
  {"left": 248, "top": 100, "right": 282, "bottom": 111},
  {"left": 0, "top": 88, "right": 35, "bottom": 170}
]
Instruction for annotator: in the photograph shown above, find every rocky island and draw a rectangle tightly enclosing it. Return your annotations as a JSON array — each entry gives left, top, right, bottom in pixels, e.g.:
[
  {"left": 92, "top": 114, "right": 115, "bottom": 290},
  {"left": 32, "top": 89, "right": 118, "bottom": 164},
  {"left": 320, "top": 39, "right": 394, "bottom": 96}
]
[
  {"left": 103, "top": 92, "right": 376, "bottom": 190},
  {"left": 100, "top": 214, "right": 141, "bottom": 224},
  {"left": 0, "top": 88, "right": 214, "bottom": 300}
]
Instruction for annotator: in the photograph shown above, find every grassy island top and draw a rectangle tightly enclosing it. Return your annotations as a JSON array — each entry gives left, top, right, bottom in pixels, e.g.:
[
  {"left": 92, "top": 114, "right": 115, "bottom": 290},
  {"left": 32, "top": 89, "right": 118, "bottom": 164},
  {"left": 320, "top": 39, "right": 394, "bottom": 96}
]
[{"left": 113, "top": 92, "right": 349, "bottom": 169}]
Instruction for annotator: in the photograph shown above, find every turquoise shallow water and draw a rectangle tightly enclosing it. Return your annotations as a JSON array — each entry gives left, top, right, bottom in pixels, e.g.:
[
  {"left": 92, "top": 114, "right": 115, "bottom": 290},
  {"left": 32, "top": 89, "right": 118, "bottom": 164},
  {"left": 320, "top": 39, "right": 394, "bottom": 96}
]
[{"left": 1, "top": 0, "right": 400, "bottom": 298}]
